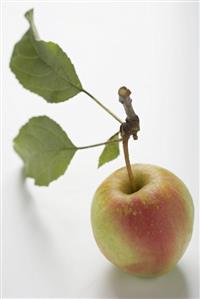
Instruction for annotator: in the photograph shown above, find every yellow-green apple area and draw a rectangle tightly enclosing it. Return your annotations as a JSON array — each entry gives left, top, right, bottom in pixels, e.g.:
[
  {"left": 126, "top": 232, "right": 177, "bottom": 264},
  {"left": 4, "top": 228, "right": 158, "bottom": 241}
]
[{"left": 91, "top": 164, "right": 194, "bottom": 277}]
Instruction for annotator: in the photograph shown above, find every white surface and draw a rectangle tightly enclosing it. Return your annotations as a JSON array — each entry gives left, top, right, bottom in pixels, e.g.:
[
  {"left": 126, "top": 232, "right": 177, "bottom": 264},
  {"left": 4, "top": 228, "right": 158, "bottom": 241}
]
[{"left": 2, "top": 2, "right": 199, "bottom": 298}]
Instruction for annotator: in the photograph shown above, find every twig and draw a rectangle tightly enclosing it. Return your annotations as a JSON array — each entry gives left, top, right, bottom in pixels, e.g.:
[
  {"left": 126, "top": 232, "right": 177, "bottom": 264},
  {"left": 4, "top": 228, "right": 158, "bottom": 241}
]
[{"left": 118, "top": 86, "right": 140, "bottom": 140}]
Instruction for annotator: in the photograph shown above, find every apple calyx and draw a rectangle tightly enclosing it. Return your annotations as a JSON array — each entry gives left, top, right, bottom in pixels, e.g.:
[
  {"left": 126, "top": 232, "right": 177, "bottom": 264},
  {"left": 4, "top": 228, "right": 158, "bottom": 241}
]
[{"left": 118, "top": 86, "right": 140, "bottom": 192}]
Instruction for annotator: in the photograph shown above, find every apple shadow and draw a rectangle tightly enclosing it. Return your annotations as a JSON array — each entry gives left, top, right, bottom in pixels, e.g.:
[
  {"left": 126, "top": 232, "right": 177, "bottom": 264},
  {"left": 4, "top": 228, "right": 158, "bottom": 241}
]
[
  {"left": 7, "top": 168, "right": 71, "bottom": 296},
  {"left": 14, "top": 168, "right": 66, "bottom": 259},
  {"left": 103, "top": 264, "right": 189, "bottom": 299},
  {"left": 14, "top": 168, "right": 57, "bottom": 253},
  {"left": 15, "top": 168, "right": 41, "bottom": 223}
]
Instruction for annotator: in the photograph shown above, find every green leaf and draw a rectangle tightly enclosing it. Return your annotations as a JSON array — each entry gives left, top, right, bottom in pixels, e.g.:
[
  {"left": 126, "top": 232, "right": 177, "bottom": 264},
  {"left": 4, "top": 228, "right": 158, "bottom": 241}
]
[
  {"left": 14, "top": 116, "right": 77, "bottom": 186},
  {"left": 98, "top": 133, "right": 120, "bottom": 168},
  {"left": 10, "top": 9, "right": 82, "bottom": 103}
]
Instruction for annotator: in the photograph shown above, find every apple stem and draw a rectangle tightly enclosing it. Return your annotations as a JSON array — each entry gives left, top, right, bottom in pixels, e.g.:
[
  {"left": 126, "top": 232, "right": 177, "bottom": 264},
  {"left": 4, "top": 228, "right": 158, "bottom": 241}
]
[
  {"left": 118, "top": 86, "right": 140, "bottom": 192},
  {"left": 122, "top": 136, "right": 134, "bottom": 192}
]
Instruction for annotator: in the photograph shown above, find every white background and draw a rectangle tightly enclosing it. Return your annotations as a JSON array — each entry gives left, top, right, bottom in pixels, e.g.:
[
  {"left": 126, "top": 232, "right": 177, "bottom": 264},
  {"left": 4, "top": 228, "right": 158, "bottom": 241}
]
[{"left": 2, "top": 1, "right": 199, "bottom": 298}]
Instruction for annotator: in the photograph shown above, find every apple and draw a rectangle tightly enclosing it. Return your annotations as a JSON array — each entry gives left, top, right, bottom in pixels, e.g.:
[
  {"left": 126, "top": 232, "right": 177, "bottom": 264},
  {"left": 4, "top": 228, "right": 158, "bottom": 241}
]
[{"left": 91, "top": 163, "right": 194, "bottom": 277}]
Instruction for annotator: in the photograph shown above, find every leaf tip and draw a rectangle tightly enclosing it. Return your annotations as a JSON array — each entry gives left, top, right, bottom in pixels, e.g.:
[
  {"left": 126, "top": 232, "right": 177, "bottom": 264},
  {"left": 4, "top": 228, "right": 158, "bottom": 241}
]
[
  {"left": 97, "top": 161, "right": 102, "bottom": 168},
  {"left": 34, "top": 180, "right": 49, "bottom": 187},
  {"left": 25, "top": 8, "right": 34, "bottom": 23}
]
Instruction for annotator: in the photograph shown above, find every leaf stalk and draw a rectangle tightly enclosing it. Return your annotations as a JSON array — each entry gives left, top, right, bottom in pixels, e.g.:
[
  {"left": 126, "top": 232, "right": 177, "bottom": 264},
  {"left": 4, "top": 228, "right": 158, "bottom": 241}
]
[
  {"left": 82, "top": 89, "right": 123, "bottom": 124},
  {"left": 78, "top": 137, "right": 123, "bottom": 150}
]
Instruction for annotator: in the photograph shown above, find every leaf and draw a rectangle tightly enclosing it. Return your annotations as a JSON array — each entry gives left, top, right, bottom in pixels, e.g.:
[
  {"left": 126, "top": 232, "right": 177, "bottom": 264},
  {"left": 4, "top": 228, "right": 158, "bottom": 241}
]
[
  {"left": 14, "top": 116, "right": 77, "bottom": 186},
  {"left": 10, "top": 9, "right": 82, "bottom": 103},
  {"left": 98, "top": 133, "right": 120, "bottom": 168}
]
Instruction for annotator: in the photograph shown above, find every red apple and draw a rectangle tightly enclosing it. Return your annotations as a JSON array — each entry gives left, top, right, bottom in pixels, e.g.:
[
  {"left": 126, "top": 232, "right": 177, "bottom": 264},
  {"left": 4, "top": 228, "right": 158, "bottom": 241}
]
[{"left": 91, "top": 164, "right": 194, "bottom": 277}]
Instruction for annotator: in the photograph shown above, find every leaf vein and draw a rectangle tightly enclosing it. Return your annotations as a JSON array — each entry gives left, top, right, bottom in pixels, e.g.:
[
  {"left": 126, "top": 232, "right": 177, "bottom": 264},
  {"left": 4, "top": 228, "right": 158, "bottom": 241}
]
[{"left": 12, "top": 62, "right": 52, "bottom": 77}]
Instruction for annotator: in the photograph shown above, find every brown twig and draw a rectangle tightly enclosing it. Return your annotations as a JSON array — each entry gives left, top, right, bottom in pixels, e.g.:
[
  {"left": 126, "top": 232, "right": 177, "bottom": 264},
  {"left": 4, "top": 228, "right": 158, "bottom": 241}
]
[{"left": 118, "top": 86, "right": 140, "bottom": 140}]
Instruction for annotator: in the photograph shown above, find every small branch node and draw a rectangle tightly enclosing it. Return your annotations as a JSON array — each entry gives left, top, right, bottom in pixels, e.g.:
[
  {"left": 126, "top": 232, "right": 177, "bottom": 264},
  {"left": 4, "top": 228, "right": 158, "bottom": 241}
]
[{"left": 118, "top": 86, "right": 140, "bottom": 140}]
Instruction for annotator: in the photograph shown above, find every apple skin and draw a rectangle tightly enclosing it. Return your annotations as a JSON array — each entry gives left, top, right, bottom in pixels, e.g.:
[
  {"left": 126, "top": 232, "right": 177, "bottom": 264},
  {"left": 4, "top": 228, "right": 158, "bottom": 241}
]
[{"left": 91, "top": 164, "right": 194, "bottom": 277}]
